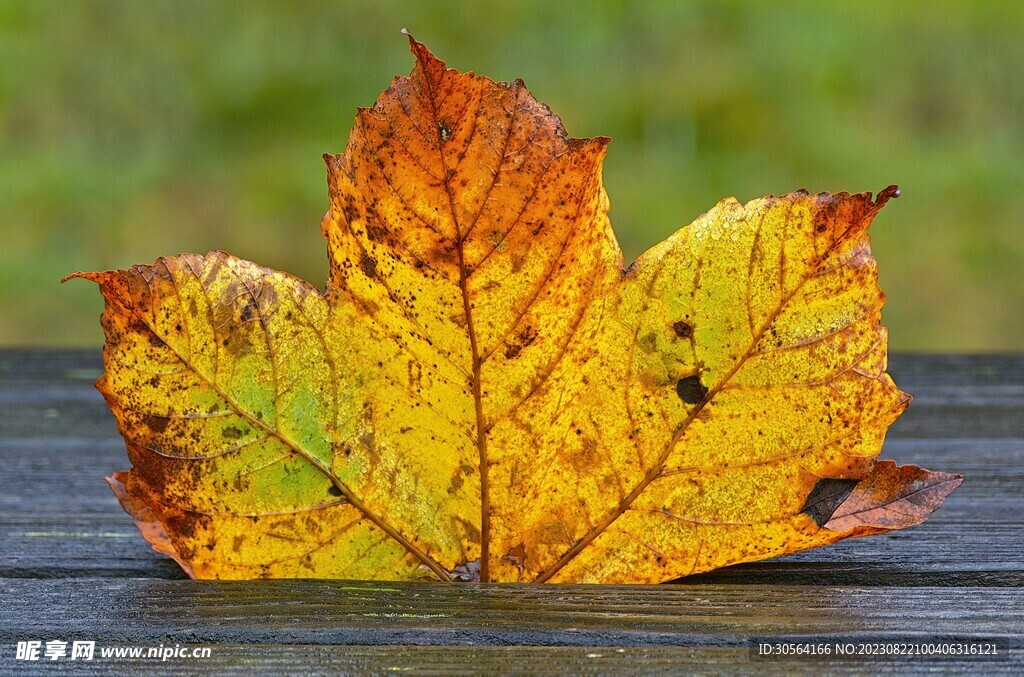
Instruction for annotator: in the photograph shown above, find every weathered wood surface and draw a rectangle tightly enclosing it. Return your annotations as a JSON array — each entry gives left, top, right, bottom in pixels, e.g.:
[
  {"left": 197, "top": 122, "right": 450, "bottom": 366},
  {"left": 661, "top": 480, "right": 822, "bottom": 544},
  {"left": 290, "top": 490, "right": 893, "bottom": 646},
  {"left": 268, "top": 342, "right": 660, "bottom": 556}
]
[{"left": 1, "top": 350, "right": 1021, "bottom": 673}]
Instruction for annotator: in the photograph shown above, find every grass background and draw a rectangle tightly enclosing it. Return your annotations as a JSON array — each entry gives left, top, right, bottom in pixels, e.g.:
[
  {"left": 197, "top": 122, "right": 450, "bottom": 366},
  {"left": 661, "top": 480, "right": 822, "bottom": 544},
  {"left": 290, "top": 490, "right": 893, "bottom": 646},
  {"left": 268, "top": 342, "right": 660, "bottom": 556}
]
[{"left": 2, "top": 0, "right": 1021, "bottom": 349}]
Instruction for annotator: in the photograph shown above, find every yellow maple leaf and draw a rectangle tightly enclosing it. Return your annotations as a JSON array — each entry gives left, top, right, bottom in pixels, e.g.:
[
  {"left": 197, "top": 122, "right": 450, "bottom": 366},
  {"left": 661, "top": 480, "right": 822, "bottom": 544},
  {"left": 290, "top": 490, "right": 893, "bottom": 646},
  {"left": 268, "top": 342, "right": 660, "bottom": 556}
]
[{"left": 68, "top": 35, "right": 960, "bottom": 583}]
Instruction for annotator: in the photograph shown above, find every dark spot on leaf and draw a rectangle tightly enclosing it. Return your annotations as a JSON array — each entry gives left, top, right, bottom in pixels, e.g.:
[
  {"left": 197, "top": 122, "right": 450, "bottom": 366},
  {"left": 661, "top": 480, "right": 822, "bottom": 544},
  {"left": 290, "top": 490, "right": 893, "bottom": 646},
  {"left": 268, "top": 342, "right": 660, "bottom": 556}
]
[
  {"left": 437, "top": 119, "right": 452, "bottom": 142},
  {"left": 676, "top": 375, "right": 707, "bottom": 404},
  {"left": 673, "top": 320, "right": 693, "bottom": 338},
  {"left": 360, "top": 252, "right": 378, "bottom": 279},
  {"left": 143, "top": 414, "right": 169, "bottom": 433},
  {"left": 165, "top": 512, "right": 202, "bottom": 541},
  {"left": 504, "top": 324, "right": 538, "bottom": 359},
  {"left": 449, "top": 472, "right": 464, "bottom": 492},
  {"left": 327, "top": 485, "right": 343, "bottom": 498},
  {"left": 240, "top": 298, "right": 257, "bottom": 323},
  {"left": 365, "top": 220, "right": 394, "bottom": 245},
  {"left": 223, "top": 426, "right": 245, "bottom": 440},
  {"left": 801, "top": 477, "right": 859, "bottom": 527}
]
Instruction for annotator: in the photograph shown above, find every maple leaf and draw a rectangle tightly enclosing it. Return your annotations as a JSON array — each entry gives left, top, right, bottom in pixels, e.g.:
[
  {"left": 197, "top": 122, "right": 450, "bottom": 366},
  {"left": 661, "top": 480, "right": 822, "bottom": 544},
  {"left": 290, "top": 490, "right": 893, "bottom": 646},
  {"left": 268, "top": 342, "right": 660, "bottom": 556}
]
[{"left": 68, "top": 34, "right": 961, "bottom": 584}]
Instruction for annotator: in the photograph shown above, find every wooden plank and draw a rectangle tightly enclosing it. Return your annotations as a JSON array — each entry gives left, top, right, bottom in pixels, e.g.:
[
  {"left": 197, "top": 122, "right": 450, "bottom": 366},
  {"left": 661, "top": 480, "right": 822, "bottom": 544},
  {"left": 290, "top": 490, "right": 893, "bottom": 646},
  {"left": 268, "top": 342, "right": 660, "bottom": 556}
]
[
  {"left": 1, "top": 579, "right": 1021, "bottom": 645},
  {"left": 1, "top": 350, "right": 1021, "bottom": 671},
  {"left": 886, "top": 354, "right": 1024, "bottom": 388},
  {"left": 1, "top": 645, "right": 1019, "bottom": 675}
]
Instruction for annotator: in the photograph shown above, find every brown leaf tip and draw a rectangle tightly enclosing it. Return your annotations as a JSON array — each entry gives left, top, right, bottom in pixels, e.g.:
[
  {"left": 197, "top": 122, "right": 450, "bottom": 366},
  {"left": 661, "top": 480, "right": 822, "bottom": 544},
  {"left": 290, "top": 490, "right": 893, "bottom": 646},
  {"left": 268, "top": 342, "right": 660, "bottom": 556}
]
[
  {"left": 824, "top": 460, "right": 963, "bottom": 534},
  {"left": 62, "top": 270, "right": 113, "bottom": 285},
  {"left": 403, "top": 28, "right": 444, "bottom": 71},
  {"left": 876, "top": 184, "right": 901, "bottom": 206}
]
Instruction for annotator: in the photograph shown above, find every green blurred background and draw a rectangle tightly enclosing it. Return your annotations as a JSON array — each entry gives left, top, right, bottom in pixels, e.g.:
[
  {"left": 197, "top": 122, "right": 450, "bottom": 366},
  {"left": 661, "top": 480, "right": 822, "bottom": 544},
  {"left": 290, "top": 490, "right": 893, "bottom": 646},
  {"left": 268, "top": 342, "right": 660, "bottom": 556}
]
[{"left": 2, "top": 0, "right": 1021, "bottom": 349}]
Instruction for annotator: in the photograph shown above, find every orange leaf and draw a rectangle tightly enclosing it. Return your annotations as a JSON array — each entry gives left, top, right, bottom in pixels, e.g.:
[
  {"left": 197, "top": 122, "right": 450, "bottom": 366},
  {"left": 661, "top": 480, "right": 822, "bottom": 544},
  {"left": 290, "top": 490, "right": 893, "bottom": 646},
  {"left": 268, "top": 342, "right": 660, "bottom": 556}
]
[{"left": 67, "top": 35, "right": 960, "bottom": 583}]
